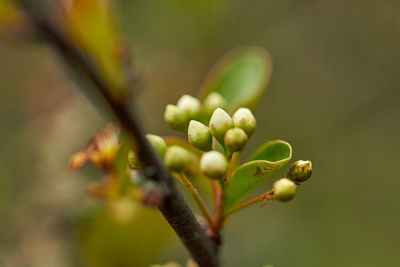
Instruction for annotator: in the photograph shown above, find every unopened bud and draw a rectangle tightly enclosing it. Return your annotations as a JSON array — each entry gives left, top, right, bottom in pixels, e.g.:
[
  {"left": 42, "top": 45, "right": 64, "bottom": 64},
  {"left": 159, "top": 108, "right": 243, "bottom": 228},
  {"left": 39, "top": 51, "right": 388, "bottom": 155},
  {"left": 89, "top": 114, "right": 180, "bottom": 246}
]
[
  {"left": 200, "top": 151, "right": 228, "bottom": 179},
  {"left": 164, "top": 104, "right": 188, "bottom": 131},
  {"left": 177, "top": 94, "right": 201, "bottom": 119},
  {"left": 164, "top": 145, "right": 190, "bottom": 172},
  {"left": 224, "top": 127, "right": 248, "bottom": 152},
  {"left": 202, "top": 92, "right": 227, "bottom": 117},
  {"left": 288, "top": 160, "right": 312, "bottom": 183},
  {"left": 232, "top": 108, "right": 256, "bottom": 137},
  {"left": 146, "top": 134, "right": 167, "bottom": 158},
  {"left": 209, "top": 108, "right": 233, "bottom": 144},
  {"left": 273, "top": 178, "right": 296, "bottom": 202},
  {"left": 188, "top": 120, "right": 212, "bottom": 151}
]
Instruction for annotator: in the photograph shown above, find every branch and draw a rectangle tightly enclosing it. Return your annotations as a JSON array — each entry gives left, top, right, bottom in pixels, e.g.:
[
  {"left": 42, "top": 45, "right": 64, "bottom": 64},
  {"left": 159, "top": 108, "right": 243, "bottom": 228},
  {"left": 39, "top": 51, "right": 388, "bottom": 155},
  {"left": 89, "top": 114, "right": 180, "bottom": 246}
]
[
  {"left": 18, "top": 1, "right": 219, "bottom": 266},
  {"left": 176, "top": 173, "right": 215, "bottom": 231},
  {"left": 224, "top": 190, "right": 274, "bottom": 217}
]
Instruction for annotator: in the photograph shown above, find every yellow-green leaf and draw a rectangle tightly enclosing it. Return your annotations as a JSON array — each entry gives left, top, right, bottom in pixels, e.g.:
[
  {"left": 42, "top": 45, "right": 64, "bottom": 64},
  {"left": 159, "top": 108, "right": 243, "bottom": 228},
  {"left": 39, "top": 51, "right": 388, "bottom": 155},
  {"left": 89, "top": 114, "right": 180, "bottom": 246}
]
[{"left": 225, "top": 140, "right": 292, "bottom": 208}]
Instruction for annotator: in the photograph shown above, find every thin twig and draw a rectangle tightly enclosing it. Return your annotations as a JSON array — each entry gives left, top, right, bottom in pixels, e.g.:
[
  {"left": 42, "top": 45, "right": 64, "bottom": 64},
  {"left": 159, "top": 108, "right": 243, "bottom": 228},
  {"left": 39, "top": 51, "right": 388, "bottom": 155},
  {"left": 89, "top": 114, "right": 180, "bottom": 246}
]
[
  {"left": 211, "top": 152, "right": 237, "bottom": 245},
  {"left": 176, "top": 173, "right": 216, "bottom": 231},
  {"left": 210, "top": 179, "right": 218, "bottom": 205},
  {"left": 214, "top": 180, "right": 226, "bottom": 231},
  {"left": 215, "top": 153, "right": 236, "bottom": 229},
  {"left": 226, "top": 152, "right": 238, "bottom": 183},
  {"left": 224, "top": 190, "right": 274, "bottom": 217}
]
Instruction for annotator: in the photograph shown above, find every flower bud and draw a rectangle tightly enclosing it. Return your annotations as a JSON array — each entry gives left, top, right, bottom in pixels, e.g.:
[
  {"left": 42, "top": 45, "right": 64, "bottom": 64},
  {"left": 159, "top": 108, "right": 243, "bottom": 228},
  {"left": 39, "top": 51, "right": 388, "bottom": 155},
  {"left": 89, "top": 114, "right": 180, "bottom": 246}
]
[
  {"left": 177, "top": 94, "right": 201, "bottom": 119},
  {"left": 288, "top": 160, "right": 312, "bottom": 183},
  {"left": 200, "top": 151, "right": 228, "bottom": 179},
  {"left": 188, "top": 120, "right": 212, "bottom": 151},
  {"left": 224, "top": 127, "right": 248, "bottom": 152},
  {"left": 202, "top": 92, "right": 227, "bottom": 117},
  {"left": 232, "top": 108, "right": 256, "bottom": 137},
  {"left": 273, "top": 178, "right": 296, "bottom": 202},
  {"left": 164, "top": 104, "right": 188, "bottom": 130},
  {"left": 146, "top": 134, "right": 167, "bottom": 158},
  {"left": 209, "top": 108, "right": 233, "bottom": 144},
  {"left": 164, "top": 145, "right": 190, "bottom": 172}
]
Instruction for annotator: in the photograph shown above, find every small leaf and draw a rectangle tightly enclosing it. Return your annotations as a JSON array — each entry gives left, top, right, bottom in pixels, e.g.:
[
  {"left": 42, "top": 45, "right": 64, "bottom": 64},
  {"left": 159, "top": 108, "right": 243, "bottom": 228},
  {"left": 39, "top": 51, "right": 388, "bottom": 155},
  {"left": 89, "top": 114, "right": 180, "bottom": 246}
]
[
  {"left": 225, "top": 140, "right": 292, "bottom": 208},
  {"left": 198, "top": 47, "right": 272, "bottom": 113}
]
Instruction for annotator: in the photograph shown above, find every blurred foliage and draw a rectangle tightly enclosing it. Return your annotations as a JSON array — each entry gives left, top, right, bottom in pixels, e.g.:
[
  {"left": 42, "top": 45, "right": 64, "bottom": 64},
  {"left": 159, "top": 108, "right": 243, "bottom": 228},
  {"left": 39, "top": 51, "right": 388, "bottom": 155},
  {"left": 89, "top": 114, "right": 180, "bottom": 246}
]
[
  {"left": 1, "top": 0, "right": 400, "bottom": 267},
  {"left": 0, "top": 0, "right": 26, "bottom": 37},
  {"left": 78, "top": 207, "right": 172, "bottom": 267},
  {"left": 61, "top": 0, "right": 130, "bottom": 101}
]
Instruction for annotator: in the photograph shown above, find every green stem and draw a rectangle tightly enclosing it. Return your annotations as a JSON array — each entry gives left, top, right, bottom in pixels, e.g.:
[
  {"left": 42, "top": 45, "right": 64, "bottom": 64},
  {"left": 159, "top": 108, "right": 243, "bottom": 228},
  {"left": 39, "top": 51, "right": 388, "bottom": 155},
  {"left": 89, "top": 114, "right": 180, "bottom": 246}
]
[
  {"left": 177, "top": 173, "right": 215, "bottom": 231},
  {"left": 225, "top": 152, "right": 238, "bottom": 184},
  {"left": 224, "top": 190, "right": 274, "bottom": 217},
  {"left": 212, "top": 152, "right": 237, "bottom": 239}
]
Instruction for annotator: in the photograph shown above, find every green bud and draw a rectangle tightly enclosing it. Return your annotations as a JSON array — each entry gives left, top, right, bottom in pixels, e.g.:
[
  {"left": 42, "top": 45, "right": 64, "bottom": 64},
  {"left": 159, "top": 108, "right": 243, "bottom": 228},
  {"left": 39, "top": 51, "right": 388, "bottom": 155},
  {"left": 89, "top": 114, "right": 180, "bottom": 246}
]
[
  {"left": 209, "top": 108, "right": 233, "bottom": 144},
  {"left": 224, "top": 127, "right": 248, "bottom": 152},
  {"left": 273, "top": 178, "right": 296, "bottom": 202},
  {"left": 188, "top": 120, "right": 212, "bottom": 151},
  {"left": 200, "top": 151, "right": 228, "bottom": 179},
  {"left": 146, "top": 134, "right": 167, "bottom": 158},
  {"left": 202, "top": 92, "right": 227, "bottom": 117},
  {"left": 232, "top": 108, "right": 256, "bottom": 137},
  {"left": 164, "top": 146, "right": 191, "bottom": 172},
  {"left": 177, "top": 94, "right": 201, "bottom": 119},
  {"left": 164, "top": 104, "right": 188, "bottom": 131},
  {"left": 288, "top": 160, "right": 312, "bottom": 183}
]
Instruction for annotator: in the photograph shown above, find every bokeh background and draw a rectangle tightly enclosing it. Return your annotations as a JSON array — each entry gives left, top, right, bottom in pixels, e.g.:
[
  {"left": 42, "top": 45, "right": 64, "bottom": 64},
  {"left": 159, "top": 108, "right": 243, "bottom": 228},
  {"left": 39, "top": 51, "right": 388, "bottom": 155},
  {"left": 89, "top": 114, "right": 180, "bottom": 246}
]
[{"left": 1, "top": 0, "right": 400, "bottom": 266}]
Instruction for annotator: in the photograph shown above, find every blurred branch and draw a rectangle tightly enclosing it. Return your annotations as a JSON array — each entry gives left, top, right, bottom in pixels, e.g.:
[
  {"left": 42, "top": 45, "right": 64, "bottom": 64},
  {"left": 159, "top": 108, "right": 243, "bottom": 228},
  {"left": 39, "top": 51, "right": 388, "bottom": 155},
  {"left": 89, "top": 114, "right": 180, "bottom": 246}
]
[{"left": 18, "top": 0, "right": 219, "bottom": 266}]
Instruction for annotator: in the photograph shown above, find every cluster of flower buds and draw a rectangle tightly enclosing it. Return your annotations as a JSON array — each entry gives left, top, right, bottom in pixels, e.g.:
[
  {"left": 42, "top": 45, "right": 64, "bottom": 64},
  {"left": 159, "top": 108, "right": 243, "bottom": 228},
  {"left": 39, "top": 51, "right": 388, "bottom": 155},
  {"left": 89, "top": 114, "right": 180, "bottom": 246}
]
[
  {"left": 163, "top": 93, "right": 257, "bottom": 180},
  {"left": 164, "top": 94, "right": 202, "bottom": 131},
  {"left": 272, "top": 160, "right": 312, "bottom": 202},
  {"left": 195, "top": 107, "right": 256, "bottom": 179}
]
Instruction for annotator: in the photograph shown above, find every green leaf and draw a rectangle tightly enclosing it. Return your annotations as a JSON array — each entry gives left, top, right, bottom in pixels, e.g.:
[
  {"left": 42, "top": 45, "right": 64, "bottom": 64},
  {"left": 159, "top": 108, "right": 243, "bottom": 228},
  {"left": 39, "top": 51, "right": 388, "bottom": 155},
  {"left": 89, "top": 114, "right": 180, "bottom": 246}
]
[
  {"left": 198, "top": 47, "right": 272, "bottom": 113},
  {"left": 225, "top": 140, "right": 292, "bottom": 208}
]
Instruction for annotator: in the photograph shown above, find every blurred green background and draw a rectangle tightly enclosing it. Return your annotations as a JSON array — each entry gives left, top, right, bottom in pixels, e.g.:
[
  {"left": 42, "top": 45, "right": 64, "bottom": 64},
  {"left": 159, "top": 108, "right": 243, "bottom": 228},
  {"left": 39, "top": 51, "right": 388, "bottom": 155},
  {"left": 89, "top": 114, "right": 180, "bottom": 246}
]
[{"left": 1, "top": 0, "right": 400, "bottom": 266}]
